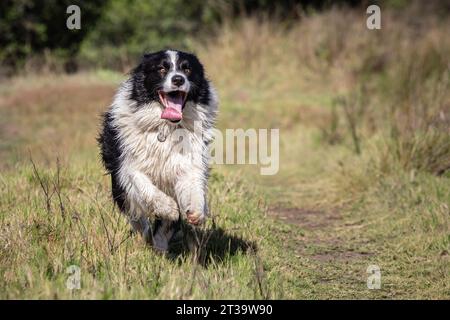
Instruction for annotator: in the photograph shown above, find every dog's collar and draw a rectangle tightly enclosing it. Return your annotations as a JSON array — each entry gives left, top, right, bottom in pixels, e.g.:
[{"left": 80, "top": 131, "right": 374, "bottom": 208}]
[{"left": 157, "top": 123, "right": 168, "bottom": 142}]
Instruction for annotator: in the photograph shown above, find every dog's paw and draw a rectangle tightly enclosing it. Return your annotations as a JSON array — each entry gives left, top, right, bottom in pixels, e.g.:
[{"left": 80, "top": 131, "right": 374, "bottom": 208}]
[
  {"left": 186, "top": 210, "right": 206, "bottom": 226},
  {"left": 155, "top": 195, "right": 179, "bottom": 221}
]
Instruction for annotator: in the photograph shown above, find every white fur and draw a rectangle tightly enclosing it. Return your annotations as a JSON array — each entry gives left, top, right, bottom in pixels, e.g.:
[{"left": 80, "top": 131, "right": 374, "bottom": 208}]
[
  {"left": 162, "top": 50, "right": 190, "bottom": 93},
  {"left": 108, "top": 78, "right": 218, "bottom": 249}
]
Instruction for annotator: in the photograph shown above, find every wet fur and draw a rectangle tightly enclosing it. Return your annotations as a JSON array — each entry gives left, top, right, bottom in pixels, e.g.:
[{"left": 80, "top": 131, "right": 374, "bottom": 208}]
[{"left": 99, "top": 50, "right": 218, "bottom": 251}]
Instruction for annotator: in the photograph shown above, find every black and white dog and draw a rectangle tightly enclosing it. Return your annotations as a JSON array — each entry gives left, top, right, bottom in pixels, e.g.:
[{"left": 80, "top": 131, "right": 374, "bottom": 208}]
[{"left": 99, "top": 50, "right": 218, "bottom": 251}]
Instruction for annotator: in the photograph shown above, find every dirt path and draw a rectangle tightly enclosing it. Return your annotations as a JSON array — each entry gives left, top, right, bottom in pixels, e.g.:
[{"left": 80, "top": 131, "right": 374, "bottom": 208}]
[
  {"left": 268, "top": 205, "right": 381, "bottom": 298},
  {"left": 269, "top": 206, "right": 366, "bottom": 260}
]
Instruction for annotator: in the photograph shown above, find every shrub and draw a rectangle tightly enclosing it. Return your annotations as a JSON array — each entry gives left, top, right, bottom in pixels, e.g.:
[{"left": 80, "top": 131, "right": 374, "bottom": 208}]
[{"left": 0, "top": 0, "right": 106, "bottom": 75}]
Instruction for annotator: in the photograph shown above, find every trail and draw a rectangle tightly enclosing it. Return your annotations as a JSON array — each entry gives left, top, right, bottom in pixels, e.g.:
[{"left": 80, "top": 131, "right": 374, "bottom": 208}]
[{"left": 254, "top": 125, "right": 385, "bottom": 298}]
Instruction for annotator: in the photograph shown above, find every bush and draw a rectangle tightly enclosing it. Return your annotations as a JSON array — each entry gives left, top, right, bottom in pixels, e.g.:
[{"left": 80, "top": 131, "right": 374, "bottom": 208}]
[
  {"left": 77, "top": 0, "right": 220, "bottom": 71},
  {"left": 1, "top": 0, "right": 370, "bottom": 74},
  {"left": 329, "top": 6, "right": 450, "bottom": 175},
  {"left": 0, "top": 0, "right": 106, "bottom": 75}
]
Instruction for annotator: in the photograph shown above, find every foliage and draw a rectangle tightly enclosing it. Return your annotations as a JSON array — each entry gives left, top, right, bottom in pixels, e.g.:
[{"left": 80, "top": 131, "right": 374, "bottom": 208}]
[
  {"left": 0, "top": 0, "right": 106, "bottom": 74},
  {"left": 0, "top": 0, "right": 383, "bottom": 74},
  {"left": 78, "top": 0, "right": 219, "bottom": 70}
]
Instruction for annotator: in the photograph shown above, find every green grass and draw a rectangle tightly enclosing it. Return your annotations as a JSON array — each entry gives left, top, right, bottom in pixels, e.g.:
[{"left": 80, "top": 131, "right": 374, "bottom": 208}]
[
  {"left": 0, "top": 161, "right": 277, "bottom": 299},
  {"left": 0, "top": 71, "right": 448, "bottom": 299}
]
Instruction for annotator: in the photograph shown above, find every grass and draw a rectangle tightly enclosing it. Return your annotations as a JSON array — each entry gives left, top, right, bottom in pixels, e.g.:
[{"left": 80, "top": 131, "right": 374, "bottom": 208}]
[{"left": 0, "top": 6, "right": 449, "bottom": 299}]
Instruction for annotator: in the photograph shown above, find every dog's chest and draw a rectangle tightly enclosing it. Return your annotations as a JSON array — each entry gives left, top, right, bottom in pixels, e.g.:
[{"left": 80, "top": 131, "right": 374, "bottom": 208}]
[{"left": 122, "top": 126, "right": 203, "bottom": 190}]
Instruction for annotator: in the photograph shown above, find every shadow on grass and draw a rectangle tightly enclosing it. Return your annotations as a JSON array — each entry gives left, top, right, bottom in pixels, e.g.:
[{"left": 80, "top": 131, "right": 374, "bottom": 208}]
[{"left": 168, "top": 225, "right": 257, "bottom": 267}]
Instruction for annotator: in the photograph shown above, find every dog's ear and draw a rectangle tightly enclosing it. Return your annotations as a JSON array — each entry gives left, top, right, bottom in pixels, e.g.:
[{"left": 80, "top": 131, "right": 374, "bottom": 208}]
[
  {"left": 132, "top": 52, "right": 159, "bottom": 76},
  {"left": 142, "top": 52, "right": 156, "bottom": 59},
  {"left": 142, "top": 51, "right": 164, "bottom": 61},
  {"left": 130, "top": 53, "right": 159, "bottom": 86},
  {"left": 139, "top": 51, "right": 164, "bottom": 70}
]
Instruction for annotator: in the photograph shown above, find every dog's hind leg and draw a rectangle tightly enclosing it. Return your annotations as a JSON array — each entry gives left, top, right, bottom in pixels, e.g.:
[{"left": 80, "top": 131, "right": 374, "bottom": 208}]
[
  {"left": 153, "top": 219, "right": 178, "bottom": 252},
  {"left": 129, "top": 216, "right": 152, "bottom": 244}
]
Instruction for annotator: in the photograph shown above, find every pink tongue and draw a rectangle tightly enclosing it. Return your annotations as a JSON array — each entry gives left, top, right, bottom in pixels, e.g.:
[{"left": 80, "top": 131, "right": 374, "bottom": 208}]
[{"left": 161, "top": 94, "right": 183, "bottom": 121}]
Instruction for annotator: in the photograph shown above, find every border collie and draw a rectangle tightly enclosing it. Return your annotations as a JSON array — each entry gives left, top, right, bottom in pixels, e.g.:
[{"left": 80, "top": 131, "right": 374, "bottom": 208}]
[{"left": 99, "top": 50, "right": 218, "bottom": 252}]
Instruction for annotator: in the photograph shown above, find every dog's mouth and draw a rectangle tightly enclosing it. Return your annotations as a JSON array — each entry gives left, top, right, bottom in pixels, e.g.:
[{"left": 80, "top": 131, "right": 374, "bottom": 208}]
[{"left": 158, "top": 90, "right": 187, "bottom": 123}]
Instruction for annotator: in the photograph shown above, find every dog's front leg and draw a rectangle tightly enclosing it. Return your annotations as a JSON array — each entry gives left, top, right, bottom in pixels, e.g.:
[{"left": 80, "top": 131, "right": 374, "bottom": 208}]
[
  {"left": 120, "top": 168, "right": 179, "bottom": 222},
  {"left": 175, "top": 170, "right": 208, "bottom": 225}
]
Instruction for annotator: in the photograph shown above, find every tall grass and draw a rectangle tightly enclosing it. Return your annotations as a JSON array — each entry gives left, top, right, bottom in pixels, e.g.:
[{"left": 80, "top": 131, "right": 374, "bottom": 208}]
[{"left": 199, "top": 5, "right": 450, "bottom": 176}]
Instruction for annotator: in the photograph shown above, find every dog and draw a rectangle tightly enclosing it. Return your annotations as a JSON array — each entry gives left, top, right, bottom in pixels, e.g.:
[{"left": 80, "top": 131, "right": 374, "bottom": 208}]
[{"left": 98, "top": 50, "right": 218, "bottom": 252}]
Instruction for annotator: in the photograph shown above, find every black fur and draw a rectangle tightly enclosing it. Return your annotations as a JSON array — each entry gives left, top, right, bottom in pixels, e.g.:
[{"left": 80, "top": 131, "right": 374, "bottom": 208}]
[
  {"left": 98, "top": 111, "right": 126, "bottom": 211},
  {"left": 129, "top": 50, "right": 211, "bottom": 106}
]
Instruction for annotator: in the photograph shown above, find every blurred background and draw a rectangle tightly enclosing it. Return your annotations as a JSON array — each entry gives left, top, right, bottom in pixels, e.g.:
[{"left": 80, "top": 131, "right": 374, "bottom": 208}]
[
  {"left": 1, "top": 0, "right": 372, "bottom": 75},
  {"left": 0, "top": 0, "right": 449, "bottom": 299}
]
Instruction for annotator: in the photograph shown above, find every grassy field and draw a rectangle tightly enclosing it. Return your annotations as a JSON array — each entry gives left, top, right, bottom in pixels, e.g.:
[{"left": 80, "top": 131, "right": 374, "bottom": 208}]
[{"left": 0, "top": 7, "right": 449, "bottom": 299}]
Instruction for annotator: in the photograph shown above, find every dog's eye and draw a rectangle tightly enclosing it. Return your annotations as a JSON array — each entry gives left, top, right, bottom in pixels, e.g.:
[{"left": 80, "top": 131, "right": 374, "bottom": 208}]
[
  {"left": 159, "top": 67, "right": 167, "bottom": 74},
  {"left": 184, "top": 67, "right": 191, "bottom": 75}
]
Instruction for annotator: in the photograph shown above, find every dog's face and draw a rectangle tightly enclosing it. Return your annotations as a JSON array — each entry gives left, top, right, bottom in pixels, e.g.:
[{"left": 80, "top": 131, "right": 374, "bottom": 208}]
[{"left": 130, "top": 50, "right": 209, "bottom": 124}]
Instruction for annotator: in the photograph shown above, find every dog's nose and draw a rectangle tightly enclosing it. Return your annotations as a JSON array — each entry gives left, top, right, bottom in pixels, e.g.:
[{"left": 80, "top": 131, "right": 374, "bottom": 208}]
[{"left": 171, "top": 75, "right": 185, "bottom": 87}]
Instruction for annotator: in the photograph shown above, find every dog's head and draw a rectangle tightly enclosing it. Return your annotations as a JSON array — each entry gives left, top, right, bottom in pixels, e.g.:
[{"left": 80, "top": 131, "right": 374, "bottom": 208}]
[{"left": 130, "top": 50, "right": 209, "bottom": 124}]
